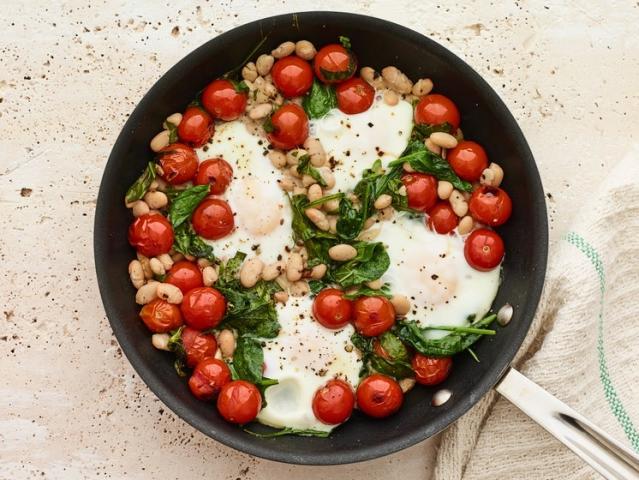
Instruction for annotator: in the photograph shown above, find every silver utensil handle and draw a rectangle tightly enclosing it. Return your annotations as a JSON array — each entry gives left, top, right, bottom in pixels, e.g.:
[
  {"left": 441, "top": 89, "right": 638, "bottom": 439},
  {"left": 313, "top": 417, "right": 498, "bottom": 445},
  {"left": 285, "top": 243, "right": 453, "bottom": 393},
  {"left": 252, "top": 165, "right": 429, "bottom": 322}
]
[{"left": 495, "top": 368, "right": 639, "bottom": 480}]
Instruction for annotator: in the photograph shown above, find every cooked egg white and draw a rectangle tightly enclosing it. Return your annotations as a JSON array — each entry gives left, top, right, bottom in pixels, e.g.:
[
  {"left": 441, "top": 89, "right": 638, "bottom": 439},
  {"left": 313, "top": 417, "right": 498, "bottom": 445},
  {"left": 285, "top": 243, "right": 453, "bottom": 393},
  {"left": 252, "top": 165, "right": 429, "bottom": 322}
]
[
  {"left": 374, "top": 213, "right": 501, "bottom": 338},
  {"left": 257, "top": 296, "right": 362, "bottom": 432},
  {"left": 196, "top": 121, "right": 293, "bottom": 264},
  {"left": 310, "top": 95, "right": 413, "bottom": 193}
]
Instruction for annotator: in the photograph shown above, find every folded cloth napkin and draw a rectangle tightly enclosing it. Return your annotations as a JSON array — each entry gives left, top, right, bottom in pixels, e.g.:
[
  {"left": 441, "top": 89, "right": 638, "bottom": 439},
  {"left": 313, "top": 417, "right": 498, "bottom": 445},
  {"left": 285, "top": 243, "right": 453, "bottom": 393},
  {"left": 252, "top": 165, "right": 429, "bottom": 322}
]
[{"left": 434, "top": 147, "right": 639, "bottom": 480}]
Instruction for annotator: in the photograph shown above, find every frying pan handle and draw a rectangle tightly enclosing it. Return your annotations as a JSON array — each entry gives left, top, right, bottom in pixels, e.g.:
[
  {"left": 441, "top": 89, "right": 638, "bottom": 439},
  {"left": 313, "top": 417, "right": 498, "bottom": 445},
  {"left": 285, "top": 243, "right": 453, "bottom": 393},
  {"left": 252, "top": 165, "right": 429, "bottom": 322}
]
[{"left": 495, "top": 368, "right": 639, "bottom": 480}]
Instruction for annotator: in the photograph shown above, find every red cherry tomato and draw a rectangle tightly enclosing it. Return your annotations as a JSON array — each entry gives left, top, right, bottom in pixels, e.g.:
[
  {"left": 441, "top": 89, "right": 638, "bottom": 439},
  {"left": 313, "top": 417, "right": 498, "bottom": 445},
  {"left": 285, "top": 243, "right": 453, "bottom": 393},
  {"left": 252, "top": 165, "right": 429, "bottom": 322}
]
[
  {"left": 464, "top": 228, "right": 505, "bottom": 271},
  {"left": 402, "top": 173, "right": 438, "bottom": 212},
  {"left": 128, "top": 213, "right": 174, "bottom": 257},
  {"left": 139, "top": 298, "right": 183, "bottom": 333},
  {"left": 414, "top": 94, "right": 460, "bottom": 129},
  {"left": 336, "top": 77, "right": 375, "bottom": 114},
  {"left": 201, "top": 79, "right": 248, "bottom": 121},
  {"left": 217, "top": 380, "right": 262, "bottom": 424},
  {"left": 271, "top": 56, "right": 314, "bottom": 98},
  {"left": 447, "top": 141, "right": 488, "bottom": 182},
  {"left": 469, "top": 186, "right": 512, "bottom": 227},
  {"left": 356, "top": 374, "right": 403, "bottom": 418},
  {"left": 181, "top": 326, "right": 218, "bottom": 369},
  {"left": 312, "top": 288, "right": 353, "bottom": 329},
  {"left": 312, "top": 379, "right": 355, "bottom": 425},
  {"left": 192, "top": 198, "right": 235, "bottom": 240},
  {"left": 411, "top": 354, "right": 452, "bottom": 386},
  {"left": 177, "top": 106, "right": 214, "bottom": 147},
  {"left": 194, "top": 158, "right": 233, "bottom": 195},
  {"left": 165, "top": 261, "right": 204, "bottom": 295},
  {"left": 181, "top": 287, "right": 227, "bottom": 330},
  {"left": 188, "top": 358, "right": 231, "bottom": 401},
  {"left": 267, "top": 104, "right": 309, "bottom": 150},
  {"left": 428, "top": 202, "right": 458, "bottom": 234},
  {"left": 156, "top": 143, "right": 199, "bottom": 185},
  {"left": 353, "top": 296, "right": 396, "bottom": 337},
  {"left": 314, "top": 44, "right": 356, "bottom": 84}
]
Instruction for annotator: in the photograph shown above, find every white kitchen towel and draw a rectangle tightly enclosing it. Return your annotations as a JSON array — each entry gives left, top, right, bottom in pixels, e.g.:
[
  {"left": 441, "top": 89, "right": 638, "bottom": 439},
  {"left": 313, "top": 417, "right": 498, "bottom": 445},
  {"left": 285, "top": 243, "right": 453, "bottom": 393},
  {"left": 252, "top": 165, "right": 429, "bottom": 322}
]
[{"left": 434, "top": 147, "right": 639, "bottom": 480}]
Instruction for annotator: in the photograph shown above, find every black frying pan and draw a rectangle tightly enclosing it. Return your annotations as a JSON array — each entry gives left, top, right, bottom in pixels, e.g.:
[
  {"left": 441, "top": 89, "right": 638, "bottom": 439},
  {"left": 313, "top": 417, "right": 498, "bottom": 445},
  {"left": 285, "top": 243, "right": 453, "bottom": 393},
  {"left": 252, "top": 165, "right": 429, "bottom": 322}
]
[{"left": 94, "top": 11, "right": 547, "bottom": 466}]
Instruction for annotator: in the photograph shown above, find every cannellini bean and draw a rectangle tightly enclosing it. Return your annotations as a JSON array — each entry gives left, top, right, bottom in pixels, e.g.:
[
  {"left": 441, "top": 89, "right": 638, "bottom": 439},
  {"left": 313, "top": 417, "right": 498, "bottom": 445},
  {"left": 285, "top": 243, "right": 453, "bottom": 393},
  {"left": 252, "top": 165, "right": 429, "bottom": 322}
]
[
  {"left": 402, "top": 162, "right": 415, "bottom": 173},
  {"left": 149, "top": 257, "right": 166, "bottom": 276},
  {"left": 151, "top": 333, "right": 170, "bottom": 351},
  {"left": 398, "top": 185, "right": 407, "bottom": 196},
  {"left": 136, "top": 281, "right": 159, "bottom": 305},
  {"left": 458, "top": 215, "right": 474, "bottom": 235},
  {"left": 425, "top": 138, "right": 442, "bottom": 155},
  {"left": 288, "top": 165, "right": 301, "bottom": 178},
  {"left": 305, "top": 208, "right": 330, "bottom": 231},
  {"left": 310, "top": 264, "right": 327, "bottom": 280},
  {"left": 303, "top": 137, "right": 326, "bottom": 167},
  {"left": 289, "top": 280, "right": 310, "bottom": 297},
  {"left": 248, "top": 103, "right": 272, "bottom": 120},
  {"left": 262, "top": 261, "right": 284, "bottom": 281},
  {"left": 437, "top": 181, "right": 454, "bottom": 200},
  {"left": 197, "top": 258, "right": 212, "bottom": 269},
  {"left": 165, "top": 113, "right": 183, "bottom": 127},
  {"left": 363, "top": 215, "right": 377, "bottom": 230},
  {"left": 286, "top": 148, "right": 307, "bottom": 165},
  {"left": 274, "top": 290, "right": 289, "bottom": 304},
  {"left": 378, "top": 206, "right": 394, "bottom": 220},
  {"left": 137, "top": 253, "right": 153, "bottom": 279},
  {"left": 217, "top": 329, "right": 236, "bottom": 358},
  {"left": 329, "top": 244, "right": 357, "bottom": 261},
  {"left": 268, "top": 150, "right": 287, "bottom": 168},
  {"left": 323, "top": 198, "right": 340, "bottom": 213},
  {"left": 358, "top": 226, "right": 381, "bottom": 242},
  {"left": 202, "top": 266, "right": 218, "bottom": 286},
  {"left": 328, "top": 215, "right": 338, "bottom": 234},
  {"left": 481, "top": 162, "right": 504, "bottom": 187},
  {"left": 366, "top": 279, "right": 383, "bottom": 289},
  {"left": 383, "top": 89, "right": 399, "bottom": 106},
  {"left": 271, "top": 41, "right": 295, "bottom": 58},
  {"left": 286, "top": 252, "right": 304, "bottom": 282},
  {"left": 360, "top": 66, "right": 385, "bottom": 89},
  {"left": 171, "top": 252, "right": 184, "bottom": 263},
  {"left": 318, "top": 167, "right": 335, "bottom": 189},
  {"left": 278, "top": 176, "right": 295, "bottom": 192},
  {"left": 307, "top": 184, "right": 323, "bottom": 202},
  {"left": 157, "top": 283, "right": 183, "bottom": 304},
  {"left": 241, "top": 61, "right": 258, "bottom": 81},
  {"left": 295, "top": 40, "right": 316, "bottom": 60},
  {"left": 412, "top": 78, "right": 434, "bottom": 96},
  {"left": 157, "top": 253, "right": 174, "bottom": 271},
  {"left": 430, "top": 131, "right": 458, "bottom": 149},
  {"left": 240, "top": 257, "right": 264, "bottom": 288},
  {"left": 131, "top": 200, "right": 150, "bottom": 217},
  {"left": 391, "top": 294, "right": 411, "bottom": 316},
  {"left": 302, "top": 175, "right": 316, "bottom": 187},
  {"left": 381, "top": 66, "right": 413, "bottom": 94},
  {"left": 150, "top": 130, "right": 170, "bottom": 152},
  {"left": 374, "top": 194, "right": 392, "bottom": 210},
  {"left": 144, "top": 191, "right": 168, "bottom": 209},
  {"left": 399, "top": 377, "right": 416, "bottom": 393},
  {"left": 128, "top": 260, "right": 146, "bottom": 289},
  {"left": 256, "top": 54, "right": 275, "bottom": 76},
  {"left": 449, "top": 190, "right": 469, "bottom": 217},
  {"left": 292, "top": 186, "right": 307, "bottom": 196}
]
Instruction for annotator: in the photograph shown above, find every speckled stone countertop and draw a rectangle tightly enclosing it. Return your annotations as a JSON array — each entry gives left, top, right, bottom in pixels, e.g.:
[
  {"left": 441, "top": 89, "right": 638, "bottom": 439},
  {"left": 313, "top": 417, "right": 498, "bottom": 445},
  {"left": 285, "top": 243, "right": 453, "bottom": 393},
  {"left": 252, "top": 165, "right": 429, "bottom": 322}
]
[{"left": 2, "top": 1, "right": 638, "bottom": 478}]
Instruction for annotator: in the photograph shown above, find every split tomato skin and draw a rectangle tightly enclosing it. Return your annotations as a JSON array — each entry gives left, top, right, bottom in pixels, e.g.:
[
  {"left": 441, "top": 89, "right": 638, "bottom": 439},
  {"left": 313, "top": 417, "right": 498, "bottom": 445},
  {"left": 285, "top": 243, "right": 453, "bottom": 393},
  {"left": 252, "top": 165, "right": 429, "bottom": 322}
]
[
  {"left": 412, "top": 354, "right": 452, "bottom": 386},
  {"left": 156, "top": 143, "right": 199, "bottom": 185},
  {"left": 139, "top": 299, "right": 183, "bottom": 333},
  {"left": 188, "top": 358, "right": 231, "bottom": 401}
]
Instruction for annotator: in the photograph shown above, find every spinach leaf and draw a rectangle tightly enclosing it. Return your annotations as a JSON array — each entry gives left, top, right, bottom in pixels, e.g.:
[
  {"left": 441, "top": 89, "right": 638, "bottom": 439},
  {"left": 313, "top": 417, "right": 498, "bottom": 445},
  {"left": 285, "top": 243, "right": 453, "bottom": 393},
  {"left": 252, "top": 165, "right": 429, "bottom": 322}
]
[
  {"left": 338, "top": 35, "right": 352, "bottom": 50},
  {"left": 308, "top": 279, "right": 330, "bottom": 295},
  {"left": 217, "top": 251, "right": 246, "bottom": 285},
  {"left": 302, "top": 79, "right": 337, "bottom": 119},
  {"left": 296, "top": 154, "right": 326, "bottom": 187},
  {"left": 395, "top": 314, "right": 497, "bottom": 357},
  {"left": 172, "top": 223, "right": 215, "bottom": 261},
  {"left": 244, "top": 427, "right": 330, "bottom": 438},
  {"left": 351, "top": 332, "right": 413, "bottom": 379},
  {"left": 343, "top": 283, "right": 392, "bottom": 300},
  {"left": 232, "top": 335, "right": 278, "bottom": 389},
  {"left": 289, "top": 194, "right": 336, "bottom": 243},
  {"left": 379, "top": 331, "right": 410, "bottom": 363},
  {"left": 335, "top": 195, "right": 368, "bottom": 240},
  {"left": 331, "top": 242, "right": 390, "bottom": 288},
  {"left": 125, "top": 162, "right": 156, "bottom": 204},
  {"left": 168, "top": 185, "right": 209, "bottom": 228},
  {"left": 411, "top": 122, "right": 453, "bottom": 142},
  {"left": 165, "top": 120, "right": 179, "bottom": 144},
  {"left": 306, "top": 192, "right": 344, "bottom": 209}
]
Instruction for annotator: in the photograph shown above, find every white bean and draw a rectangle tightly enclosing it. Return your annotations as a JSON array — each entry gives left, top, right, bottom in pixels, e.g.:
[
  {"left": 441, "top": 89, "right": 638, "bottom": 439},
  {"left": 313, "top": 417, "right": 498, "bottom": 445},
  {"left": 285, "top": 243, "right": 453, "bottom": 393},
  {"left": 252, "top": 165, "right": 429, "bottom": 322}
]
[
  {"left": 131, "top": 200, "right": 150, "bottom": 217},
  {"left": 307, "top": 184, "right": 323, "bottom": 202},
  {"left": 302, "top": 174, "right": 316, "bottom": 187},
  {"left": 305, "top": 208, "right": 330, "bottom": 231},
  {"left": 458, "top": 216, "right": 474, "bottom": 235},
  {"left": 481, "top": 162, "right": 504, "bottom": 187},
  {"left": 256, "top": 54, "right": 275, "bottom": 76},
  {"left": 289, "top": 280, "right": 309, "bottom": 297},
  {"left": 303, "top": 137, "right": 326, "bottom": 167},
  {"left": 202, "top": 266, "right": 218, "bottom": 286},
  {"left": 381, "top": 66, "right": 413, "bottom": 94},
  {"left": 136, "top": 281, "right": 159, "bottom": 305},
  {"left": 329, "top": 244, "right": 357, "bottom": 261},
  {"left": 151, "top": 333, "right": 170, "bottom": 351},
  {"left": 430, "top": 131, "right": 458, "bottom": 149},
  {"left": 273, "top": 290, "right": 289, "bottom": 304},
  {"left": 399, "top": 377, "right": 416, "bottom": 393},
  {"left": 425, "top": 138, "right": 442, "bottom": 155},
  {"left": 318, "top": 167, "right": 335, "bottom": 189},
  {"left": 150, "top": 130, "right": 170, "bottom": 152},
  {"left": 157, "top": 253, "right": 173, "bottom": 271},
  {"left": 286, "top": 252, "right": 304, "bottom": 282},
  {"left": 240, "top": 257, "right": 264, "bottom": 288},
  {"left": 137, "top": 253, "right": 153, "bottom": 279},
  {"left": 241, "top": 62, "right": 258, "bottom": 81},
  {"left": 165, "top": 113, "right": 182, "bottom": 127},
  {"left": 437, "top": 181, "right": 454, "bottom": 200},
  {"left": 374, "top": 194, "right": 392, "bottom": 210},
  {"left": 328, "top": 215, "right": 338, "bottom": 234},
  {"left": 310, "top": 264, "right": 327, "bottom": 280},
  {"left": 197, "top": 258, "right": 212, "bottom": 269},
  {"left": 268, "top": 150, "right": 287, "bottom": 168},
  {"left": 295, "top": 40, "right": 316, "bottom": 60},
  {"left": 217, "top": 329, "right": 236, "bottom": 358},
  {"left": 363, "top": 215, "right": 377, "bottom": 230},
  {"left": 378, "top": 206, "right": 395, "bottom": 220},
  {"left": 149, "top": 258, "right": 166, "bottom": 276},
  {"left": 390, "top": 294, "right": 411, "bottom": 316},
  {"left": 403, "top": 162, "right": 415, "bottom": 173},
  {"left": 248, "top": 103, "right": 272, "bottom": 120},
  {"left": 144, "top": 191, "right": 168, "bottom": 209},
  {"left": 383, "top": 89, "right": 399, "bottom": 106},
  {"left": 292, "top": 186, "right": 307, "bottom": 196},
  {"left": 449, "top": 190, "right": 469, "bottom": 217},
  {"left": 412, "top": 78, "right": 434, "bottom": 96},
  {"left": 271, "top": 41, "right": 295, "bottom": 58},
  {"left": 262, "top": 261, "right": 284, "bottom": 281},
  {"left": 157, "top": 283, "right": 183, "bottom": 304},
  {"left": 278, "top": 176, "right": 295, "bottom": 192},
  {"left": 286, "top": 148, "right": 307, "bottom": 165},
  {"left": 366, "top": 279, "right": 383, "bottom": 290},
  {"left": 323, "top": 198, "right": 340, "bottom": 213},
  {"left": 128, "top": 260, "right": 146, "bottom": 289}
]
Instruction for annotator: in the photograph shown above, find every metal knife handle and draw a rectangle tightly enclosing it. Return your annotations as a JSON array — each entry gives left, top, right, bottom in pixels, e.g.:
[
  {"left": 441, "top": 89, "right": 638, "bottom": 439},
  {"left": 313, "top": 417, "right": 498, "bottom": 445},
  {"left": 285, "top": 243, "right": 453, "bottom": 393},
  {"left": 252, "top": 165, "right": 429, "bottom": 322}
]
[{"left": 495, "top": 368, "right": 639, "bottom": 480}]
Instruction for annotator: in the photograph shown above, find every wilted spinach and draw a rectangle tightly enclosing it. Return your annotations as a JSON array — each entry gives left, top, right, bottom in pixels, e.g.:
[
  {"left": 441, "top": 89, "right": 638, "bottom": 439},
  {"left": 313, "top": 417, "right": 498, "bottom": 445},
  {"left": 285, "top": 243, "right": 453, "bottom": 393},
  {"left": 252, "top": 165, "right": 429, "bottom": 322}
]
[
  {"left": 296, "top": 154, "right": 327, "bottom": 187},
  {"left": 125, "top": 162, "right": 156, "bottom": 204},
  {"left": 302, "top": 79, "right": 337, "bottom": 119},
  {"left": 172, "top": 223, "right": 215, "bottom": 261},
  {"left": 168, "top": 184, "right": 209, "bottom": 228},
  {"left": 244, "top": 427, "right": 330, "bottom": 438},
  {"left": 331, "top": 242, "right": 390, "bottom": 288},
  {"left": 343, "top": 283, "right": 392, "bottom": 300},
  {"left": 351, "top": 331, "right": 413, "bottom": 379}
]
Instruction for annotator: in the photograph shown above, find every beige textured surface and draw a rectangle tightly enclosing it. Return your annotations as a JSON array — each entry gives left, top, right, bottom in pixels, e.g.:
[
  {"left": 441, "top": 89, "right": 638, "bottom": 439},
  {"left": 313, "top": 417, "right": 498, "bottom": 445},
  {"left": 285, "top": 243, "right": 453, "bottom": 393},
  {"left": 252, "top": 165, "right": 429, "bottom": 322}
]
[{"left": 1, "top": 0, "right": 638, "bottom": 479}]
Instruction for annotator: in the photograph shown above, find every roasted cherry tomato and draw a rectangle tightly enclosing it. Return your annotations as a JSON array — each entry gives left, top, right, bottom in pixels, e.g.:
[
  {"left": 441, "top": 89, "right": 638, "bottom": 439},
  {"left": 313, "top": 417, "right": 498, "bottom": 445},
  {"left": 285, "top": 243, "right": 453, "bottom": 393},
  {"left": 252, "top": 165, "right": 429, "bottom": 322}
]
[
  {"left": 447, "top": 141, "right": 488, "bottom": 182},
  {"left": 177, "top": 106, "right": 214, "bottom": 147},
  {"left": 336, "top": 77, "right": 374, "bottom": 114},
  {"left": 217, "top": 380, "right": 262, "bottom": 424},
  {"left": 402, "top": 173, "right": 438, "bottom": 212},
  {"left": 428, "top": 202, "right": 458, "bottom": 234},
  {"left": 353, "top": 296, "right": 396, "bottom": 337},
  {"left": 181, "top": 287, "right": 227, "bottom": 330},
  {"left": 194, "top": 158, "right": 233, "bottom": 195},
  {"left": 192, "top": 198, "right": 235, "bottom": 240},
  {"left": 414, "top": 94, "right": 460, "bottom": 130},
  {"left": 312, "top": 288, "right": 353, "bottom": 329},
  {"left": 128, "top": 213, "right": 174, "bottom": 257},
  {"left": 314, "top": 44, "right": 356, "bottom": 84},
  {"left": 412, "top": 354, "right": 452, "bottom": 386},
  {"left": 271, "top": 56, "right": 314, "bottom": 98},
  {"left": 165, "top": 261, "right": 204, "bottom": 295},
  {"left": 464, "top": 228, "right": 505, "bottom": 271},
  {"left": 356, "top": 374, "right": 403, "bottom": 418},
  {"left": 266, "top": 103, "right": 309, "bottom": 150},
  {"left": 312, "top": 379, "right": 355, "bottom": 425},
  {"left": 156, "top": 143, "right": 199, "bottom": 185},
  {"left": 188, "top": 358, "right": 231, "bottom": 401},
  {"left": 469, "top": 186, "right": 512, "bottom": 227},
  {"left": 139, "top": 298, "right": 183, "bottom": 333},
  {"left": 181, "top": 326, "right": 218, "bottom": 369},
  {"left": 201, "top": 79, "right": 248, "bottom": 121}
]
